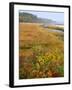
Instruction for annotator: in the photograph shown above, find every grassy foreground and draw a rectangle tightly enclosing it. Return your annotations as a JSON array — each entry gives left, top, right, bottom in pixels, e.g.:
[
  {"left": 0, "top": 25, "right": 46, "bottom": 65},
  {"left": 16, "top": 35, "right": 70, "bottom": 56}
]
[{"left": 19, "top": 23, "right": 64, "bottom": 79}]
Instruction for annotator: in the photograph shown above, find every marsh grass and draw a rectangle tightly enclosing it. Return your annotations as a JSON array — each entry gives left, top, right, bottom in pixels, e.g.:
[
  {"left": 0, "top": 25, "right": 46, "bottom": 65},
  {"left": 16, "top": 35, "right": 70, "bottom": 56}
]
[{"left": 19, "top": 23, "right": 64, "bottom": 79}]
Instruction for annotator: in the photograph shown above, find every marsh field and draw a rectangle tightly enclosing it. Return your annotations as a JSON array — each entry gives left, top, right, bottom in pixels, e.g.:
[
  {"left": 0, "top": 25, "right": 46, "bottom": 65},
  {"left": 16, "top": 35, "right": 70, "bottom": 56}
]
[{"left": 19, "top": 12, "right": 64, "bottom": 79}]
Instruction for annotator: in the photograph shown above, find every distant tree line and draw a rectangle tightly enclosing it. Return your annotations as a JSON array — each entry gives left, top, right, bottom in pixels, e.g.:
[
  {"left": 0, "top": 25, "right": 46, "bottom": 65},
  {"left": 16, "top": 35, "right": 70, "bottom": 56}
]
[{"left": 19, "top": 12, "right": 53, "bottom": 24}]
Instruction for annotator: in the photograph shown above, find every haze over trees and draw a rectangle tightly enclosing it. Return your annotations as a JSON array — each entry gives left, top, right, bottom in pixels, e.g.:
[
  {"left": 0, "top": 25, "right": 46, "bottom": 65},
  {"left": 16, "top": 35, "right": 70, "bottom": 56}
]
[{"left": 19, "top": 12, "right": 55, "bottom": 24}]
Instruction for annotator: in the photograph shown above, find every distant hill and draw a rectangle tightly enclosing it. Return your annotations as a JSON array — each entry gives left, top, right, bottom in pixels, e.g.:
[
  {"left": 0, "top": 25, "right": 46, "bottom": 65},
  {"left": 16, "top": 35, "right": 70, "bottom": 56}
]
[{"left": 19, "top": 12, "right": 56, "bottom": 24}]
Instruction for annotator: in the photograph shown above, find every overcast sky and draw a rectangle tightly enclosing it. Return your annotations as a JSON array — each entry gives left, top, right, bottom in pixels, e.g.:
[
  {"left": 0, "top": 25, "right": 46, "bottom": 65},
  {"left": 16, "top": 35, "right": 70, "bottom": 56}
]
[{"left": 19, "top": 10, "right": 64, "bottom": 24}]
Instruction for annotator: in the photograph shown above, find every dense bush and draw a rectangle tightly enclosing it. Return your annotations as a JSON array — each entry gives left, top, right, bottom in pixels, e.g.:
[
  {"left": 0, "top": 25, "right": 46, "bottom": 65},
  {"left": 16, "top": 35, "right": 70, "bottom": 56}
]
[{"left": 19, "top": 45, "right": 64, "bottom": 79}]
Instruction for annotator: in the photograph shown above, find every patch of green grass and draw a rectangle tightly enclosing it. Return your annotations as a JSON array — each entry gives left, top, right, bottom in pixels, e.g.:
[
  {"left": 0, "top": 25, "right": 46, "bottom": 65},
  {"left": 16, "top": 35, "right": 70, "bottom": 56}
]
[{"left": 48, "top": 26, "right": 64, "bottom": 31}]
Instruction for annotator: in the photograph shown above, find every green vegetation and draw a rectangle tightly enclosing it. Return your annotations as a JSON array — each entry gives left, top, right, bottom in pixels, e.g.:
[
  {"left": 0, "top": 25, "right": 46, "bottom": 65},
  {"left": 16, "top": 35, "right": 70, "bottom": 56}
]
[{"left": 47, "top": 25, "right": 64, "bottom": 31}]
